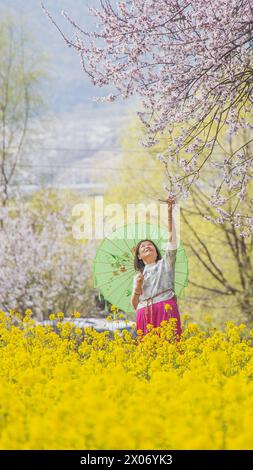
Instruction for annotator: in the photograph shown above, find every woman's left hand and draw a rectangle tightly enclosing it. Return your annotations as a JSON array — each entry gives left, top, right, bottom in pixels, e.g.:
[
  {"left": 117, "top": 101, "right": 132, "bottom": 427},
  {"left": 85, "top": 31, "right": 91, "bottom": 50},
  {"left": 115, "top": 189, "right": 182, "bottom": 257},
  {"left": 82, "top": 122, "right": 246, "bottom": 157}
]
[{"left": 167, "top": 196, "right": 176, "bottom": 210}]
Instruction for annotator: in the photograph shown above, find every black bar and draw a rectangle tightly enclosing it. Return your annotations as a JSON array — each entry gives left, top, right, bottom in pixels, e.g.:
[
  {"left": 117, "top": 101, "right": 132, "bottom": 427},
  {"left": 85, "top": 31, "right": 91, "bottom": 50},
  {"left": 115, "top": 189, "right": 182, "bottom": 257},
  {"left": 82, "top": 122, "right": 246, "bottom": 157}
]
[{"left": 0, "top": 450, "right": 252, "bottom": 468}]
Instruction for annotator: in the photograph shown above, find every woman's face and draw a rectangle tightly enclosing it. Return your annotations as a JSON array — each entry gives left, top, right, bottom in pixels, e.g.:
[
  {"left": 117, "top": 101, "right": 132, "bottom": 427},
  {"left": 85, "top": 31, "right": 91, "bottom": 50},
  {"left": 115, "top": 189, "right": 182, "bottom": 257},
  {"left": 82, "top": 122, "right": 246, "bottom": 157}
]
[{"left": 138, "top": 240, "right": 157, "bottom": 264}]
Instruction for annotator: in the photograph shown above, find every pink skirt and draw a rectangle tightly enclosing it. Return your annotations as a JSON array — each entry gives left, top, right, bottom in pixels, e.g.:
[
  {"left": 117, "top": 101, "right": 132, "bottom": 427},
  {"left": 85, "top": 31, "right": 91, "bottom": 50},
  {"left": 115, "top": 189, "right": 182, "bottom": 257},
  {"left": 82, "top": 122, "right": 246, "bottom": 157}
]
[{"left": 136, "top": 296, "right": 182, "bottom": 341}]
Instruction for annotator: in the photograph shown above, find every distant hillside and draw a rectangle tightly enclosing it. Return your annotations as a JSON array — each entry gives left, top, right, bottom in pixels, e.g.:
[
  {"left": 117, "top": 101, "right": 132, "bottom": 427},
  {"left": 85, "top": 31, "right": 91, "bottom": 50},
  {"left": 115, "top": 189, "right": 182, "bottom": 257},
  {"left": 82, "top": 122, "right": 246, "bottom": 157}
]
[
  {"left": 0, "top": 0, "right": 119, "bottom": 113},
  {"left": 0, "top": 1, "right": 139, "bottom": 195}
]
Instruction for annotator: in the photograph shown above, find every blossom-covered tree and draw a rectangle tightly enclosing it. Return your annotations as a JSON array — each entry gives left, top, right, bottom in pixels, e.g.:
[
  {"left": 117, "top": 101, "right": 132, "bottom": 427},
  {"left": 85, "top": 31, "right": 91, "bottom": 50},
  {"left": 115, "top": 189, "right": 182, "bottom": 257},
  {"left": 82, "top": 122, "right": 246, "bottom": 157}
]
[
  {"left": 0, "top": 195, "right": 95, "bottom": 320},
  {"left": 42, "top": 0, "right": 253, "bottom": 235}
]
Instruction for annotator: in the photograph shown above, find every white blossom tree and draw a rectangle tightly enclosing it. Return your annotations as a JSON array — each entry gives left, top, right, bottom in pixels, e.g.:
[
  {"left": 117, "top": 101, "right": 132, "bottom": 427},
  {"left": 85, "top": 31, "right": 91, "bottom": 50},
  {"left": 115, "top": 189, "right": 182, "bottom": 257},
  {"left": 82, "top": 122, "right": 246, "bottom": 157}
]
[
  {"left": 42, "top": 0, "right": 253, "bottom": 235},
  {"left": 0, "top": 195, "right": 96, "bottom": 320}
]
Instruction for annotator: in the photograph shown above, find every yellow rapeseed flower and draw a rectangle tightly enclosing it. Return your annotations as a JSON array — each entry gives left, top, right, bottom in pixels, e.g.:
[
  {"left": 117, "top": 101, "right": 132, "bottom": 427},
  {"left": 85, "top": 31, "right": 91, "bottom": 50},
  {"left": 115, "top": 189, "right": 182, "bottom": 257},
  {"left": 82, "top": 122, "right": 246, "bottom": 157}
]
[
  {"left": 164, "top": 303, "right": 172, "bottom": 311},
  {"left": 74, "top": 328, "right": 82, "bottom": 336},
  {"left": 71, "top": 311, "right": 81, "bottom": 318},
  {"left": 57, "top": 312, "right": 64, "bottom": 320},
  {"left": 204, "top": 314, "right": 212, "bottom": 323},
  {"left": 0, "top": 310, "right": 252, "bottom": 450}
]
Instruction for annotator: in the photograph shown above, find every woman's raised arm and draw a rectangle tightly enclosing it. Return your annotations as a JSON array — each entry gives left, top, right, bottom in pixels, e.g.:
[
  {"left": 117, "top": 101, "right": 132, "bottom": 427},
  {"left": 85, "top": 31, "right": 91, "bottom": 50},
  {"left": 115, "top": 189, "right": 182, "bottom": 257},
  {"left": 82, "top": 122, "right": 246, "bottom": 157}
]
[{"left": 167, "top": 196, "right": 176, "bottom": 244}]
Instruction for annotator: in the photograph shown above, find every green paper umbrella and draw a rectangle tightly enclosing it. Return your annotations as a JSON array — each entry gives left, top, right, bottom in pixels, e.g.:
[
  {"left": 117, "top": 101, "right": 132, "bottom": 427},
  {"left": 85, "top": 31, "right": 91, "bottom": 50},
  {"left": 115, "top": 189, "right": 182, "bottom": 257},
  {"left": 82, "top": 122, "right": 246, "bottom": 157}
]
[{"left": 93, "top": 223, "right": 189, "bottom": 314}]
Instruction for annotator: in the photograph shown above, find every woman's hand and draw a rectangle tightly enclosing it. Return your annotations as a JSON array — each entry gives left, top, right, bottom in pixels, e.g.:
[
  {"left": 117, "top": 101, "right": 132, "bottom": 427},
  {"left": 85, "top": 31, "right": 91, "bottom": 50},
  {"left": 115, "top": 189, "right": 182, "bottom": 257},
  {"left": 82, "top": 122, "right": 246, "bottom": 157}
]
[
  {"left": 167, "top": 195, "right": 176, "bottom": 211},
  {"left": 135, "top": 273, "right": 144, "bottom": 291}
]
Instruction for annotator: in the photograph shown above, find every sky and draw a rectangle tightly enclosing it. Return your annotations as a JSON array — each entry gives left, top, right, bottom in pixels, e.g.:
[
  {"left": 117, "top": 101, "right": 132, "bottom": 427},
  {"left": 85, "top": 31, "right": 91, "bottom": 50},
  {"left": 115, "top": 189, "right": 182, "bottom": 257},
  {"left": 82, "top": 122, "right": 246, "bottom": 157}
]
[
  {"left": 0, "top": 0, "right": 129, "bottom": 113},
  {"left": 0, "top": 0, "right": 138, "bottom": 193}
]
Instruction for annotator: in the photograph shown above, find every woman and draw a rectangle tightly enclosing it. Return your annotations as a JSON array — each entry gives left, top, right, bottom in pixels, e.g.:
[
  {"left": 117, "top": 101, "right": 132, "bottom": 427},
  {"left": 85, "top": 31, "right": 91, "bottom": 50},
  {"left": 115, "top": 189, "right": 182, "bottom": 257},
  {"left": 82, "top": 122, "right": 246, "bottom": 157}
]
[{"left": 131, "top": 197, "right": 182, "bottom": 340}]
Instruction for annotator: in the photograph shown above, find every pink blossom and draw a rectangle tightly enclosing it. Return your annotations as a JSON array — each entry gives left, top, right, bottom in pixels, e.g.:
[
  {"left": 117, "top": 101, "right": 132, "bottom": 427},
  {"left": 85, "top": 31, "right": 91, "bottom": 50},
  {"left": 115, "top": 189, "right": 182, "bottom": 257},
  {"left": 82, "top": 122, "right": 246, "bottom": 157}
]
[{"left": 42, "top": 1, "right": 253, "bottom": 235}]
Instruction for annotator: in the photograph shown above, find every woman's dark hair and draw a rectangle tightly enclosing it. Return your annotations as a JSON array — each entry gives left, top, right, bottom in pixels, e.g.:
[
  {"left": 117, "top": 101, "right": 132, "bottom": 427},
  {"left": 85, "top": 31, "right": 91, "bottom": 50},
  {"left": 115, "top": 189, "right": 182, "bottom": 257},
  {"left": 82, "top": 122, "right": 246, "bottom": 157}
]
[{"left": 133, "top": 239, "right": 162, "bottom": 272}]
